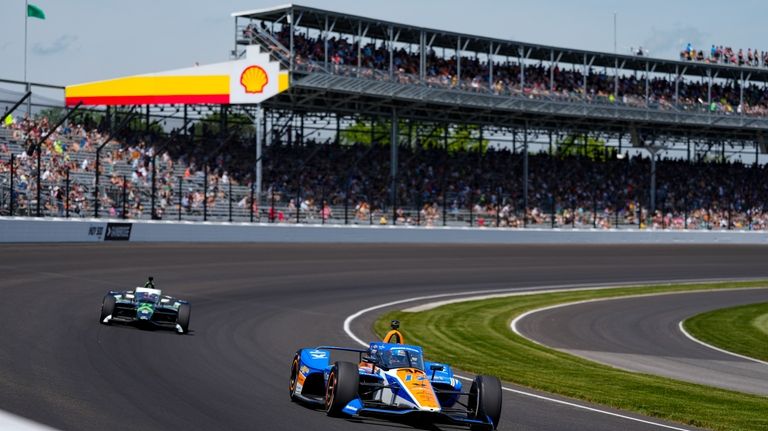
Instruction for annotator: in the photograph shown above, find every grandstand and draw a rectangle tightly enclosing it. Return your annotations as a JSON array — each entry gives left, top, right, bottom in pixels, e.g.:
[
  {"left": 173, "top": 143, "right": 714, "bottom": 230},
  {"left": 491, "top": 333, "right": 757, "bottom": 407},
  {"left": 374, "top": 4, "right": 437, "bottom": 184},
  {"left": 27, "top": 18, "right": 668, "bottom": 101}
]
[{"left": 2, "top": 4, "right": 768, "bottom": 230}]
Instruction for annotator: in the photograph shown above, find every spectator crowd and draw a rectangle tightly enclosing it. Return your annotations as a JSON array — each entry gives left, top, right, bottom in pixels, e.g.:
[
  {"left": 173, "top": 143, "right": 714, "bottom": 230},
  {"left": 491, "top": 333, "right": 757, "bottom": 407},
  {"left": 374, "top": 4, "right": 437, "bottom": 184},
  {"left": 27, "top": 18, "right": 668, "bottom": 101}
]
[
  {"left": 243, "top": 26, "right": 768, "bottom": 117},
  {"left": 681, "top": 43, "right": 768, "bottom": 67},
  {"left": 0, "top": 115, "right": 246, "bottom": 220},
  {"left": 4, "top": 114, "right": 768, "bottom": 231}
]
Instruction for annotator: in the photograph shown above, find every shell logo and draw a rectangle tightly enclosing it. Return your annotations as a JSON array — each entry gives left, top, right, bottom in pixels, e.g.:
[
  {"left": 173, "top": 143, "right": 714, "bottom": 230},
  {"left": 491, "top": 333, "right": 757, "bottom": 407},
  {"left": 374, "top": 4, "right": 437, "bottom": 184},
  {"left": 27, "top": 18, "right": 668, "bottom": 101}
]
[{"left": 240, "top": 65, "right": 269, "bottom": 94}]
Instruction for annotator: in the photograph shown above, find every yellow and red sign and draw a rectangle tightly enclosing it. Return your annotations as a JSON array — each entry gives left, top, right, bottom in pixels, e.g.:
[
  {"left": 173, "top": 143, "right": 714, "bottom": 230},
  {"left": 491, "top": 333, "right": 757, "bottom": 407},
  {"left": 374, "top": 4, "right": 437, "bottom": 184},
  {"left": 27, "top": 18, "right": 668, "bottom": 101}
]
[
  {"left": 240, "top": 65, "right": 269, "bottom": 94},
  {"left": 65, "top": 46, "right": 289, "bottom": 106}
]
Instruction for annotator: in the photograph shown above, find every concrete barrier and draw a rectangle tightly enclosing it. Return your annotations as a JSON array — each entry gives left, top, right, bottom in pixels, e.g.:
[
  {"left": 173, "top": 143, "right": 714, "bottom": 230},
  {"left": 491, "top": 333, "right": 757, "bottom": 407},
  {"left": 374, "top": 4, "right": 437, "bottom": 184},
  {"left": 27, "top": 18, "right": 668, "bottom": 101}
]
[{"left": 2, "top": 216, "right": 768, "bottom": 244}]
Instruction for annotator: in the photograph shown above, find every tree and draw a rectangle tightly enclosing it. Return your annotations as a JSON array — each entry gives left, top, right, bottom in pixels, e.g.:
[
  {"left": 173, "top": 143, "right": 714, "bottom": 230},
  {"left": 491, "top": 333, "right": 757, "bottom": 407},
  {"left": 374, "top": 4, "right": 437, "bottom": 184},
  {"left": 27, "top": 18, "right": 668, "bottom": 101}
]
[
  {"left": 38, "top": 107, "right": 66, "bottom": 124},
  {"left": 556, "top": 134, "right": 611, "bottom": 160},
  {"left": 339, "top": 119, "right": 489, "bottom": 152},
  {"left": 448, "top": 124, "right": 488, "bottom": 153},
  {"left": 190, "top": 111, "right": 255, "bottom": 139}
]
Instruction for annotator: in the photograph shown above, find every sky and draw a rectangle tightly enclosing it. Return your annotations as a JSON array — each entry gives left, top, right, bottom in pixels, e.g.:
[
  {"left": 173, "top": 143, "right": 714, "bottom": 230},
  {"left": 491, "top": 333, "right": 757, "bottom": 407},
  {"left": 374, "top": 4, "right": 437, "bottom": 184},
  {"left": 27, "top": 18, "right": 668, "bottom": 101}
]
[{"left": 0, "top": 0, "right": 766, "bottom": 89}]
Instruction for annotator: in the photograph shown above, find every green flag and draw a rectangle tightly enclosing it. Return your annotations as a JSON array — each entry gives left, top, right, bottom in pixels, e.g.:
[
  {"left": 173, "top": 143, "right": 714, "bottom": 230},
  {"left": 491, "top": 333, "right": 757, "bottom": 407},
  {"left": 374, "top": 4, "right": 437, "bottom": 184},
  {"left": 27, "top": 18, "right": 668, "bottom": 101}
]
[{"left": 27, "top": 4, "right": 46, "bottom": 20}]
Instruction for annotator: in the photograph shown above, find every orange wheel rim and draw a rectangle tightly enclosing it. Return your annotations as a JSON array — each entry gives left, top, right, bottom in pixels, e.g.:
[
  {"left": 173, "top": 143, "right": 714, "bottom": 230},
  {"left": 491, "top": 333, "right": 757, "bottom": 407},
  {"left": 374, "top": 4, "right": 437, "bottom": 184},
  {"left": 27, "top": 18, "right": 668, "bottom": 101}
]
[
  {"left": 289, "top": 358, "right": 299, "bottom": 392},
  {"left": 325, "top": 372, "right": 336, "bottom": 410}
]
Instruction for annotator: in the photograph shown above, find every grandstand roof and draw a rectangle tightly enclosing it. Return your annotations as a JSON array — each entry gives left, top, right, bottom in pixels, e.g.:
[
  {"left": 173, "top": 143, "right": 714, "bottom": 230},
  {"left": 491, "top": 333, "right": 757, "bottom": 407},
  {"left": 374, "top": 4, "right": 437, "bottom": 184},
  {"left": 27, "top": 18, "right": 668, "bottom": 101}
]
[{"left": 234, "top": 4, "right": 768, "bottom": 82}]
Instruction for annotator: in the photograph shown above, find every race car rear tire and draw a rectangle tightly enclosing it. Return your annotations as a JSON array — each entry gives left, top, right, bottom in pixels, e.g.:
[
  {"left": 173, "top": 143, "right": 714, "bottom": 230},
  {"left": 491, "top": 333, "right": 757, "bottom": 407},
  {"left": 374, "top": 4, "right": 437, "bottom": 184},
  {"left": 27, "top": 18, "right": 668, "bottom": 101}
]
[
  {"left": 176, "top": 303, "right": 191, "bottom": 334},
  {"left": 289, "top": 352, "right": 301, "bottom": 401},
  {"left": 325, "top": 361, "right": 359, "bottom": 416},
  {"left": 100, "top": 295, "right": 116, "bottom": 325},
  {"left": 469, "top": 375, "right": 502, "bottom": 430}
]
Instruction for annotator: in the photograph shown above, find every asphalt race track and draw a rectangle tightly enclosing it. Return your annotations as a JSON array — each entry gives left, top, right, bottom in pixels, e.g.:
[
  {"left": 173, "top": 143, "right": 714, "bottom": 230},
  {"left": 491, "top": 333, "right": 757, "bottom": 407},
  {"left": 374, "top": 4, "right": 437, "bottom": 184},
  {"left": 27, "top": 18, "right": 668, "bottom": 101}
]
[
  {"left": 2, "top": 243, "right": 768, "bottom": 431},
  {"left": 515, "top": 288, "right": 768, "bottom": 395}
]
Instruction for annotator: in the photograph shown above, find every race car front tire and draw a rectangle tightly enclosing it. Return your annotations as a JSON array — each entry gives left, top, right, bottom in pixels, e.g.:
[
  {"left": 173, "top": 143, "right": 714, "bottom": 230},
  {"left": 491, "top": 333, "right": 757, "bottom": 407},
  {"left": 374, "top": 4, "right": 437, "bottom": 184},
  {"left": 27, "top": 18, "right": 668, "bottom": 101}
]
[
  {"left": 176, "top": 304, "right": 191, "bottom": 334},
  {"left": 324, "top": 361, "right": 359, "bottom": 416},
  {"left": 469, "top": 375, "right": 502, "bottom": 430},
  {"left": 289, "top": 352, "right": 301, "bottom": 401},
  {"left": 100, "top": 295, "right": 116, "bottom": 324}
]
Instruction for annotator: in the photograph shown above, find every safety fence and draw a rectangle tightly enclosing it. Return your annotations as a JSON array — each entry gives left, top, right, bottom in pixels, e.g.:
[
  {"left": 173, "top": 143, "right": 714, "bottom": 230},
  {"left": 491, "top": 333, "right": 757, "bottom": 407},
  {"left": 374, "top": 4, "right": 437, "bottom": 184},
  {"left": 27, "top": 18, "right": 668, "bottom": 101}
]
[{"left": 1, "top": 125, "right": 764, "bottom": 231}]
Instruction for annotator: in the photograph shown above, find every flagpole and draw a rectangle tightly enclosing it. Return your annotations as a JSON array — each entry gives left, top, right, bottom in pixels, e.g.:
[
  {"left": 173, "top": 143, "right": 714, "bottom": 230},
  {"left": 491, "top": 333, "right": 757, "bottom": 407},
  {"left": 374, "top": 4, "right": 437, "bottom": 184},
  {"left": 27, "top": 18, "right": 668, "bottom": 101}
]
[
  {"left": 24, "top": 0, "right": 31, "bottom": 116},
  {"left": 24, "top": 0, "right": 28, "bottom": 83}
]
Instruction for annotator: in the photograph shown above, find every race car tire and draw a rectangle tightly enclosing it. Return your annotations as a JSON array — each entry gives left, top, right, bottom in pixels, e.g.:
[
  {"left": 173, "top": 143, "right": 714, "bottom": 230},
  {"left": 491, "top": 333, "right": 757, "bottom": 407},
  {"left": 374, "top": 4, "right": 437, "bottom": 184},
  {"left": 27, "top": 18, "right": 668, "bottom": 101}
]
[
  {"left": 176, "top": 303, "right": 191, "bottom": 334},
  {"left": 469, "top": 375, "right": 502, "bottom": 430},
  {"left": 289, "top": 352, "right": 301, "bottom": 401},
  {"left": 325, "top": 361, "right": 359, "bottom": 417},
  {"left": 100, "top": 295, "right": 116, "bottom": 324}
]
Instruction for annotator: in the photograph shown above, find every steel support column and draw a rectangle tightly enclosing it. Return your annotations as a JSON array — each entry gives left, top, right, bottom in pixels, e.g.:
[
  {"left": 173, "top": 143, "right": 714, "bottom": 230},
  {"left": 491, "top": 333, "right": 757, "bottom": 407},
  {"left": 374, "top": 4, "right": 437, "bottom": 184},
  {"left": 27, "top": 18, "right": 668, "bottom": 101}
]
[
  {"left": 650, "top": 151, "right": 657, "bottom": 222},
  {"left": 178, "top": 176, "right": 182, "bottom": 221},
  {"left": 443, "top": 124, "right": 448, "bottom": 227},
  {"left": 614, "top": 58, "right": 619, "bottom": 100},
  {"left": 488, "top": 42, "right": 493, "bottom": 93},
  {"left": 65, "top": 168, "right": 69, "bottom": 218},
  {"left": 335, "top": 113, "right": 341, "bottom": 145},
  {"left": 36, "top": 145, "right": 41, "bottom": 217},
  {"left": 324, "top": 16, "right": 329, "bottom": 70},
  {"left": 388, "top": 26, "right": 395, "bottom": 81},
  {"left": 523, "top": 123, "right": 529, "bottom": 227},
  {"left": 642, "top": 63, "right": 656, "bottom": 106},
  {"left": 9, "top": 153, "right": 14, "bottom": 216},
  {"left": 122, "top": 176, "right": 128, "bottom": 219},
  {"left": 151, "top": 154, "right": 157, "bottom": 219},
  {"left": 549, "top": 50, "right": 555, "bottom": 92},
  {"left": 390, "top": 108, "right": 398, "bottom": 222},
  {"left": 203, "top": 165, "right": 208, "bottom": 221},
  {"left": 289, "top": 9, "right": 294, "bottom": 72},
  {"left": 255, "top": 105, "right": 263, "bottom": 206},
  {"left": 419, "top": 30, "right": 426, "bottom": 83},
  {"left": 456, "top": 36, "right": 461, "bottom": 87},
  {"left": 740, "top": 71, "right": 744, "bottom": 113},
  {"left": 520, "top": 46, "right": 526, "bottom": 90}
]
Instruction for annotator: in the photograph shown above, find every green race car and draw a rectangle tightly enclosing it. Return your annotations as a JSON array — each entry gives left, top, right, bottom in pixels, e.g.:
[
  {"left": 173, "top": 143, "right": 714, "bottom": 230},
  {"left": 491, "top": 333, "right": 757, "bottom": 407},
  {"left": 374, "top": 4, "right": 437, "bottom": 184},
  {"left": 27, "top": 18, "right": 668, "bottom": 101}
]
[{"left": 100, "top": 280, "right": 191, "bottom": 334}]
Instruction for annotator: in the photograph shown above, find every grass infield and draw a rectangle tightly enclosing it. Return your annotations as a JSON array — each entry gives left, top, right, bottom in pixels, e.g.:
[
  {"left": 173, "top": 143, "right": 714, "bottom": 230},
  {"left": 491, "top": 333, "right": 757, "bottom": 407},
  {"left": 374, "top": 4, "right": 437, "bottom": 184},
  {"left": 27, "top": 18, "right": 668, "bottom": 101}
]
[
  {"left": 375, "top": 281, "right": 768, "bottom": 431},
  {"left": 684, "top": 301, "right": 768, "bottom": 363}
]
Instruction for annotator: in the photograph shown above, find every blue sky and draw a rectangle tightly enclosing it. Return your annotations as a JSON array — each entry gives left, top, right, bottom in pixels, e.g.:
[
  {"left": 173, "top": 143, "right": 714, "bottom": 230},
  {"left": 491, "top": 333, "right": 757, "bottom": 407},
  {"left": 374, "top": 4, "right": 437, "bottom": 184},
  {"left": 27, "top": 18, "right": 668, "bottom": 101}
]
[{"left": 0, "top": 0, "right": 765, "bottom": 86}]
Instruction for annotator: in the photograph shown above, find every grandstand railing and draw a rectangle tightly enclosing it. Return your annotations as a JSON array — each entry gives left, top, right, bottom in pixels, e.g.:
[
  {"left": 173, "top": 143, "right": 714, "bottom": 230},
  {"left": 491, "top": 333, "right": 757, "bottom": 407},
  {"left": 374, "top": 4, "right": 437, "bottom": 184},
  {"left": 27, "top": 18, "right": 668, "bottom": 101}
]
[
  {"left": 242, "top": 24, "right": 294, "bottom": 70},
  {"left": 2, "top": 119, "right": 764, "bottom": 231},
  {"left": 237, "top": 31, "right": 768, "bottom": 126},
  {"left": 0, "top": 152, "right": 762, "bottom": 231}
]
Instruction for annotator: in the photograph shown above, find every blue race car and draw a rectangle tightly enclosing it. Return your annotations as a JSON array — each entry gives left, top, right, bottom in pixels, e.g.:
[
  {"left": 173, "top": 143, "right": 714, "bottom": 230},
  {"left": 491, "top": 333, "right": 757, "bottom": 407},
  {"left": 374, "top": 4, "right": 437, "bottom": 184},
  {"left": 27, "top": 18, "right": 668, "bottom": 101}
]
[
  {"left": 99, "top": 279, "right": 191, "bottom": 334},
  {"left": 288, "top": 342, "right": 502, "bottom": 430}
]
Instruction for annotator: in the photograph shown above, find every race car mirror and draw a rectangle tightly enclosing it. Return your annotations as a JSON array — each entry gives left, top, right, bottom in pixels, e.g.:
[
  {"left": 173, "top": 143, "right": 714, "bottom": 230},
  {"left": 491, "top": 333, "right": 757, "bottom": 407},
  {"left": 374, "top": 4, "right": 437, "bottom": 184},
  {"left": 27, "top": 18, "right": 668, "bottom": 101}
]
[{"left": 430, "top": 364, "right": 444, "bottom": 380}]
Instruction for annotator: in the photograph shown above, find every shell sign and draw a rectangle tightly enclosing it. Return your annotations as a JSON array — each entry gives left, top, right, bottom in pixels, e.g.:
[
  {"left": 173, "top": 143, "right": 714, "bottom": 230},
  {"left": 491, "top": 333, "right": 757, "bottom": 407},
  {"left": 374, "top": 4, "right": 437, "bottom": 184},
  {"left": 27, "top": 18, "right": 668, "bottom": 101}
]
[
  {"left": 240, "top": 65, "right": 269, "bottom": 94},
  {"left": 65, "top": 46, "right": 289, "bottom": 106}
]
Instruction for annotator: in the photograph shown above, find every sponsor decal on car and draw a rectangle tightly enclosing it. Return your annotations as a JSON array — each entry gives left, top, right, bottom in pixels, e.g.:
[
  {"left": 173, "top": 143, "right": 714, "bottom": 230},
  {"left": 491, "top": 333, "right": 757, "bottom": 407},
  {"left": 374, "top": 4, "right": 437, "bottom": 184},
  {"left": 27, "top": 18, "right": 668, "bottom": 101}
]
[
  {"left": 309, "top": 350, "right": 328, "bottom": 359},
  {"left": 396, "top": 369, "right": 440, "bottom": 410}
]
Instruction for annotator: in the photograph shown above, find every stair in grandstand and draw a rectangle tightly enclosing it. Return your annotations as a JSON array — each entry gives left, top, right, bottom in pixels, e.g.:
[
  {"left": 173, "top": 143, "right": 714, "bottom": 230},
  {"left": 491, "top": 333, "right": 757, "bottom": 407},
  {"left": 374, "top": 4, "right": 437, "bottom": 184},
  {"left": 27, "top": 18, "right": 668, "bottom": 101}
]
[
  {"left": 243, "top": 26, "right": 293, "bottom": 71},
  {"left": 243, "top": 25, "right": 328, "bottom": 74}
]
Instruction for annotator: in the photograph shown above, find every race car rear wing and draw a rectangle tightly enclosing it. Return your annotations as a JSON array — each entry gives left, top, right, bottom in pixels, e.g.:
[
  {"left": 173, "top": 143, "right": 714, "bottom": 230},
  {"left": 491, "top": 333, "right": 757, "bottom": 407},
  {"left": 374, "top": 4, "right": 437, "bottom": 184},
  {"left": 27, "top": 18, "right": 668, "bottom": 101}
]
[
  {"left": 314, "top": 346, "right": 369, "bottom": 362},
  {"left": 314, "top": 346, "right": 367, "bottom": 353}
]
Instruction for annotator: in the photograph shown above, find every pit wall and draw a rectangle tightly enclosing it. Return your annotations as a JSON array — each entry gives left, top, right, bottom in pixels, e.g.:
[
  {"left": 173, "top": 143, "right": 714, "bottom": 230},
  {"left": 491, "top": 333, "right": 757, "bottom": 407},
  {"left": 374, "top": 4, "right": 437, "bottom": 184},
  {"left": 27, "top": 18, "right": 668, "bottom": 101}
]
[{"left": 2, "top": 217, "right": 767, "bottom": 244}]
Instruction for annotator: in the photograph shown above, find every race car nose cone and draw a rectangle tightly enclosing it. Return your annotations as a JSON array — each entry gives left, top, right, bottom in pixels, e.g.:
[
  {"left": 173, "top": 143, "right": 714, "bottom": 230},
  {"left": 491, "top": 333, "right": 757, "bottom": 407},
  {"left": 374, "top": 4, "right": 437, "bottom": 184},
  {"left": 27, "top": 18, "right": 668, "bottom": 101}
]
[{"left": 137, "top": 305, "right": 154, "bottom": 320}]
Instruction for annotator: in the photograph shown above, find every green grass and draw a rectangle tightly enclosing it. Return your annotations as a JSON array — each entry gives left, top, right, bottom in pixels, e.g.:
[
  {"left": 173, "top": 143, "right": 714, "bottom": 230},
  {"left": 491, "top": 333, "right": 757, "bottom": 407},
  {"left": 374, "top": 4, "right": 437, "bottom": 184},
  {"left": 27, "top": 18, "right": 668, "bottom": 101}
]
[
  {"left": 684, "top": 302, "right": 768, "bottom": 363},
  {"left": 375, "top": 281, "right": 768, "bottom": 431}
]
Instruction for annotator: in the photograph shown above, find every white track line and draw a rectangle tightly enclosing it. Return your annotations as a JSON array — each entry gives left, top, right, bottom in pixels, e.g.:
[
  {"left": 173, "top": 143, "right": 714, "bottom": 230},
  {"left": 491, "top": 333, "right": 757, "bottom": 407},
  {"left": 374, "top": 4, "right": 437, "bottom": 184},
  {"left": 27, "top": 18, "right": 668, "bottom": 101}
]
[
  {"left": 0, "top": 410, "right": 59, "bottom": 431},
  {"left": 341, "top": 281, "right": 741, "bottom": 431},
  {"left": 678, "top": 321, "right": 768, "bottom": 366},
  {"left": 508, "top": 287, "right": 768, "bottom": 362}
]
